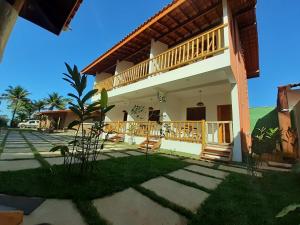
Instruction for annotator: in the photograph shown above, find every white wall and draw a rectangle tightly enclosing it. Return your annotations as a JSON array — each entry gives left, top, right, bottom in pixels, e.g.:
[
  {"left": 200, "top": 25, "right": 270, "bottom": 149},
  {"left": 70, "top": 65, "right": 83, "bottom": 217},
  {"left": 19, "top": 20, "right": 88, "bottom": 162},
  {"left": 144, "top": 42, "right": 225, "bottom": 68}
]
[
  {"left": 115, "top": 60, "right": 134, "bottom": 75},
  {"left": 149, "top": 39, "right": 168, "bottom": 73},
  {"left": 161, "top": 140, "right": 202, "bottom": 155},
  {"left": 287, "top": 89, "right": 300, "bottom": 111},
  {"left": 230, "top": 83, "right": 242, "bottom": 162},
  {"left": 166, "top": 92, "right": 231, "bottom": 121},
  {"left": 95, "top": 72, "right": 113, "bottom": 84}
]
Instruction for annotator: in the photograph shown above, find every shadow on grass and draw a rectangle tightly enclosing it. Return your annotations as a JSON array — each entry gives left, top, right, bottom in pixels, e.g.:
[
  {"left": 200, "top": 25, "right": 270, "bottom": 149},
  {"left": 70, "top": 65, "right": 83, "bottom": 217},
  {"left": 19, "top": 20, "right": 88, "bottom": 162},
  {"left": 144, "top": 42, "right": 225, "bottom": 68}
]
[
  {"left": 189, "top": 171, "right": 300, "bottom": 225},
  {"left": 0, "top": 154, "right": 187, "bottom": 200}
]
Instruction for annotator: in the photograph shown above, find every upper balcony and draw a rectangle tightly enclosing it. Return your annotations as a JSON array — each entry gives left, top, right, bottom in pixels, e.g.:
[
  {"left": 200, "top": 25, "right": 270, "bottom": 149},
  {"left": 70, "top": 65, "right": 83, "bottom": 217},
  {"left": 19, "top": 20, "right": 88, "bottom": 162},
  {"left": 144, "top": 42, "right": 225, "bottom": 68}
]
[
  {"left": 82, "top": 0, "right": 259, "bottom": 99},
  {"left": 94, "top": 24, "right": 227, "bottom": 93}
]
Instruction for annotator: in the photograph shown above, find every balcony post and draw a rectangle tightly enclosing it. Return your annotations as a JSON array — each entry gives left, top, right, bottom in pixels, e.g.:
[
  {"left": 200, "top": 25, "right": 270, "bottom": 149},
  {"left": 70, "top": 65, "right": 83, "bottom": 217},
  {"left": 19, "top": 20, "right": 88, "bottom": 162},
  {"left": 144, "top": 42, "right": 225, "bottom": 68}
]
[
  {"left": 149, "top": 39, "right": 168, "bottom": 74},
  {"left": 222, "top": 0, "right": 229, "bottom": 48}
]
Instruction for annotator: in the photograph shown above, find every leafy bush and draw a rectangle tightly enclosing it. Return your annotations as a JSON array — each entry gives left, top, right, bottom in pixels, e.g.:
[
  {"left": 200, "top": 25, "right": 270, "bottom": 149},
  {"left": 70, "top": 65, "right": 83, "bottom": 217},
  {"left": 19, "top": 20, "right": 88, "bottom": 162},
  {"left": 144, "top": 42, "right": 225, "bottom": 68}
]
[
  {"left": 0, "top": 115, "right": 8, "bottom": 127},
  {"left": 50, "top": 63, "right": 114, "bottom": 174},
  {"left": 252, "top": 127, "right": 282, "bottom": 155}
]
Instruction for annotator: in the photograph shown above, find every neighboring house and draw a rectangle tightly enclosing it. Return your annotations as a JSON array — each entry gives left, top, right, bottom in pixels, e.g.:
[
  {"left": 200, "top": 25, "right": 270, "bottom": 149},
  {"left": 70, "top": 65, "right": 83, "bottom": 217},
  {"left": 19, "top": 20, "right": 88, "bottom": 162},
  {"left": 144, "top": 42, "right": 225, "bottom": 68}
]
[
  {"left": 37, "top": 110, "right": 78, "bottom": 130},
  {"left": 82, "top": 0, "right": 259, "bottom": 162},
  {"left": 277, "top": 83, "right": 300, "bottom": 158},
  {"left": 37, "top": 109, "right": 100, "bottom": 130}
]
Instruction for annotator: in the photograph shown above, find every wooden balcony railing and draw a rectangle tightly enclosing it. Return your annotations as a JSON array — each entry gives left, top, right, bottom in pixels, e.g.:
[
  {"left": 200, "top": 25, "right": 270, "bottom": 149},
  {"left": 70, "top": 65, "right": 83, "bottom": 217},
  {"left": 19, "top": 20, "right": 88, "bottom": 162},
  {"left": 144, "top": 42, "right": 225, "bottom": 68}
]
[
  {"left": 95, "top": 24, "right": 227, "bottom": 92},
  {"left": 104, "top": 120, "right": 233, "bottom": 146}
]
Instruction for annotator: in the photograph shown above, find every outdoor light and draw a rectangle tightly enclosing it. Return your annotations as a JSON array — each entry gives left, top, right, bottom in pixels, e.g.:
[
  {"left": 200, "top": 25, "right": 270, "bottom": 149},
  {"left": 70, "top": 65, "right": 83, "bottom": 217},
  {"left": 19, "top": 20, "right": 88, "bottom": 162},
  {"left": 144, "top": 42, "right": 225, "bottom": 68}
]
[{"left": 196, "top": 90, "right": 205, "bottom": 107}]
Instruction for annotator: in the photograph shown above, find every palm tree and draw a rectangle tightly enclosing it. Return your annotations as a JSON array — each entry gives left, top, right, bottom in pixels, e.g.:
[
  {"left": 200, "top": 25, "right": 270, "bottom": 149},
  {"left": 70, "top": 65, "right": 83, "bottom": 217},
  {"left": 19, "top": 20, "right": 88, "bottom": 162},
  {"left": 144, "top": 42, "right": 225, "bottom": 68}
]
[
  {"left": 1, "top": 86, "right": 30, "bottom": 127},
  {"left": 33, "top": 99, "right": 46, "bottom": 112},
  {"left": 46, "top": 92, "right": 69, "bottom": 110}
]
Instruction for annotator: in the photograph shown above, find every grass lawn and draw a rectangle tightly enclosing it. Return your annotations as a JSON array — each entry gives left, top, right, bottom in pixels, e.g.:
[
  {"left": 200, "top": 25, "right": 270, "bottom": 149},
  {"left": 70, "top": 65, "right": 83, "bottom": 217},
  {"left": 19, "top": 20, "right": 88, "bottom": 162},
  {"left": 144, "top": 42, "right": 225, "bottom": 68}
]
[
  {"left": 0, "top": 151, "right": 299, "bottom": 225},
  {"left": 0, "top": 154, "right": 187, "bottom": 199},
  {"left": 190, "top": 170, "right": 300, "bottom": 225}
]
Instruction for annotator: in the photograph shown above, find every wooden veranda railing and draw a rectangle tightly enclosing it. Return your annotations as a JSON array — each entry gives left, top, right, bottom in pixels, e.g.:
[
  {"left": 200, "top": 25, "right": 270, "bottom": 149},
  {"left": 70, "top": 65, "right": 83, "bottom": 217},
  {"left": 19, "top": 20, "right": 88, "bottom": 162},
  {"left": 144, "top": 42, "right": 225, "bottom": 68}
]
[
  {"left": 104, "top": 120, "right": 233, "bottom": 146},
  {"left": 163, "top": 121, "right": 204, "bottom": 143},
  {"left": 205, "top": 121, "right": 233, "bottom": 145},
  {"left": 95, "top": 24, "right": 227, "bottom": 92}
]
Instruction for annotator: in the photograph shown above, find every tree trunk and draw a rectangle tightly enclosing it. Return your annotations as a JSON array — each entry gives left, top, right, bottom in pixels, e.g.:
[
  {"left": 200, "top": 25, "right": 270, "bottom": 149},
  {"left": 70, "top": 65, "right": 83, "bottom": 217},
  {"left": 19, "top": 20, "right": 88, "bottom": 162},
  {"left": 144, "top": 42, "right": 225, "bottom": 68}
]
[{"left": 10, "top": 106, "right": 17, "bottom": 127}]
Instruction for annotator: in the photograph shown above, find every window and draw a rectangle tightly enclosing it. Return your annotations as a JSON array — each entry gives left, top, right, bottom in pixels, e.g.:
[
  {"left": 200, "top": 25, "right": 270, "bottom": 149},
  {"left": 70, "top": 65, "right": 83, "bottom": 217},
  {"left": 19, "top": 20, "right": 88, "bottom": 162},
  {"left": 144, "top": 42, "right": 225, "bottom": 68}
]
[
  {"left": 149, "top": 110, "right": 160, "bottom": 122},
  {"left": 186, "top": 107, "right": 206, "bottom": 121},
  {"left": 29, "top": 120, "right": 35, "bottom": 124}
]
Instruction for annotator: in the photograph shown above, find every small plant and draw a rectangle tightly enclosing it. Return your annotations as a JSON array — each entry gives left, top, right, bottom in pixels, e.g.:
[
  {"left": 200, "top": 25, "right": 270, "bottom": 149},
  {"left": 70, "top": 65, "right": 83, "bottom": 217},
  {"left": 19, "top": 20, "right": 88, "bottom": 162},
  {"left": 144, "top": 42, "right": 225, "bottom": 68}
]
[
  {"left": 252, "top": 126, "right": 283, "bottom": 155},
  {"left": 50, "top": 63, "right": 114, "bottom": 174},
  {"left": 246, "top": 151, "right": 261, "bottom": 177}
]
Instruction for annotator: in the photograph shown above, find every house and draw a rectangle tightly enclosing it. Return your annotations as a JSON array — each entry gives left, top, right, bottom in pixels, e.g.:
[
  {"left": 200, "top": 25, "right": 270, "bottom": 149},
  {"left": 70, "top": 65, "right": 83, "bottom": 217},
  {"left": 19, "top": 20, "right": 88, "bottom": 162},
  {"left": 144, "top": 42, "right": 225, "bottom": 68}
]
[
  {"left": 82, "top": 0, "right": 259, "bottom": 162},
  {"left": 37, "top": 109, "right": 100, "bottom": 131},
  {"left": 37, "top": 110, "right": 78, "bottom": 130},
  {"left": 277, "top": 83, "right": 300, "bottom": 158}
]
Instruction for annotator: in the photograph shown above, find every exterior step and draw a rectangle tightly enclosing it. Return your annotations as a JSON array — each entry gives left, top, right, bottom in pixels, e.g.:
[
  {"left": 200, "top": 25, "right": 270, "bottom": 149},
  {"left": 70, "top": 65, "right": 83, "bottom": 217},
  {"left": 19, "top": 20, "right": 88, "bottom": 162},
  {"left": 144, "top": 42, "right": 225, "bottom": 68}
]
[
  {"left": 201, "top": 154, "right": 231, "bottom": 162},
  {"left": 205, "top": 144, "right": 232, "bottom": 151},
  {"left": 201, "top": 144, "right": 233, "bottom": 162},
  {"left": 202, "top": 150, "right": 230, "bottom": 157},
  {"left": 138, "top": 140, "right": 161, "bottom": 150},
  {"left": 204, "top": 147, "right": 231, "bottom": 153}
]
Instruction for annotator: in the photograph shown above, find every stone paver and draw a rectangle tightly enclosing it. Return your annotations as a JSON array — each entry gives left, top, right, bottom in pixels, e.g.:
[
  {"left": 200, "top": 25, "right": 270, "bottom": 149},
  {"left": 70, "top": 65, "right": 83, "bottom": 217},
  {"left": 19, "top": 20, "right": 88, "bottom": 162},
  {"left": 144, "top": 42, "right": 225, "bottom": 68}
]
[
  {"left": 0, "top": 160, "right": 40, "bottom": 171},
  {"left": 4, "top": 144, "right": 28, "bottom": 148},
  {"left": 185, "top": 165, "right": 229, "bottom": 179},
  {"left": 3, "top": 148, "right": 32, "bottom": 153},
  {"left": 93, "top": 188, "right": 187, "bottom": 225},
  {"left": 218, "top": 165, "right": 249, "bottom": 174},
  {"left": 141, "top": 176, "right": 209, "bottom": 212},
  {"left": 168, "top": 169, "right": 222, "bottom": 190},
  {"left": 125, "top": 150, "right": 145, "bottom": 156},
  {"left": 22, "top": 199, "right": 87, "bottom": 225},
  {"left": 0, "top": 194, "right": 44, "bottom": 215},
  {"left": 0, "top": 152, "right": 34, "bottom": 160},
  {"left": 106, "top": 152, "right": 129, "bottom": 158},
  {"left": 44, "top": 157, "right": 64, "bottom": 166},
  {"left": 39, "top": 151, "right": 62, "bottom": 157},
  {"left": 184, "top": 159, "right": 215, "bottom": 167},
  {"left": 160, "top": 154, "right": 180, "bottom": 159}
]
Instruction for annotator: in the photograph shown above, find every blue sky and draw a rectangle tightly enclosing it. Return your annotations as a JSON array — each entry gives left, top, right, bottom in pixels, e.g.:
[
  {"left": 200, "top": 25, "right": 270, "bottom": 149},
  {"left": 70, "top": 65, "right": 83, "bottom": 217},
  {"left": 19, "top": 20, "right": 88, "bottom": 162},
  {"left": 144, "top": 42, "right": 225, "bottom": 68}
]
[{"left": 0, "top": 0, "right": 299, "bottom": 117}]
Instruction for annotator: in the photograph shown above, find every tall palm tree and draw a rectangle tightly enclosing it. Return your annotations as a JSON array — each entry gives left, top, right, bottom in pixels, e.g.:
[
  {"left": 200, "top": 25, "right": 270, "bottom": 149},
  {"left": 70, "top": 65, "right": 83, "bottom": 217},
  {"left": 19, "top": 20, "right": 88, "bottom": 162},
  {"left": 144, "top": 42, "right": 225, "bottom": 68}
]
[
  {"left": 1, "top": 85, "right": 30, "bottom": 127},
  {"left": 33, "top": 99, "right": 46, "bottom": 112},
  {"left": 46, "top": 92, "right": 69, "bottom": 110}
]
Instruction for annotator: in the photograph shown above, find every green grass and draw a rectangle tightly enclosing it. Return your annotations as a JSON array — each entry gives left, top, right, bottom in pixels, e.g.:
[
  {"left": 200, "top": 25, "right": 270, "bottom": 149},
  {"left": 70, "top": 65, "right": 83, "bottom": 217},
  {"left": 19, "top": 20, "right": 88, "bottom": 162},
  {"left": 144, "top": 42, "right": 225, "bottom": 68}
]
[
  {"left": 74, "top": 200, "right": 109, "bottom": 225},
  {"left": 189, "top": 171, "right": 300, "bottom": 225},
  {"left": 0, "top": 154, "right": 187, "bottom": 199},
  {"left": 19, "top": 131, "right": 51, "bottom": 168},
  {"left": 0, "top": 154, "right": 187, "bottom": 225}
]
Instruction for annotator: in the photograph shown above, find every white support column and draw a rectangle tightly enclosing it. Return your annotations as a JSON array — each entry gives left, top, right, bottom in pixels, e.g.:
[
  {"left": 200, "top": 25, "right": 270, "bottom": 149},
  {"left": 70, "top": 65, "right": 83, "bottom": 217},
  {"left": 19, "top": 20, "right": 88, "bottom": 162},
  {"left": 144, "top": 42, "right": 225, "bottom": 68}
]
[
  {"left": 231, "top": 83, "right": 242, "bottom": 162},
  {"left": 149, "top": 39, "right": 168, "bottom": 73},
  {"left": 222, "top": 0, "right": 230, "bottom": 48}
]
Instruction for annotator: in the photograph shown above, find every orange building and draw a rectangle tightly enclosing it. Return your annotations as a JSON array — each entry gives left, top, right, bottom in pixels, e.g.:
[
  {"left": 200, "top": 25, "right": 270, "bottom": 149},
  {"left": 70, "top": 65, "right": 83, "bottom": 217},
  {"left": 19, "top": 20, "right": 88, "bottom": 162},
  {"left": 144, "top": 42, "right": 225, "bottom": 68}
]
[{"left": 82, "top": 0, "right": 259, "bottom": 162}]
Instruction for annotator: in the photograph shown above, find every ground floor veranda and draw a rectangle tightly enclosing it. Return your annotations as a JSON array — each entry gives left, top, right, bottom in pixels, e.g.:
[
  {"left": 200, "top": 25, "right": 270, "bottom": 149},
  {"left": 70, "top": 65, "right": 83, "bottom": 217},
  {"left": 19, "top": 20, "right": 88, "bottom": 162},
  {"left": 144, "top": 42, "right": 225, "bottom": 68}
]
[{"left": 103, "top": 82, "right": 241, "bottom": 161}]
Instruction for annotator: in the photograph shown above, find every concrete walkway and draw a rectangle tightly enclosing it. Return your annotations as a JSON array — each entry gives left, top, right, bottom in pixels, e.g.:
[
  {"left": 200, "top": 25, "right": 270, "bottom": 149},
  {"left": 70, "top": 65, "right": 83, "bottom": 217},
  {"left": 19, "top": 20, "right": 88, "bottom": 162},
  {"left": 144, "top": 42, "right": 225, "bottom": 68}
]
[{"left": 0, "top": 130, "right": 141, "bottom": 171}]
